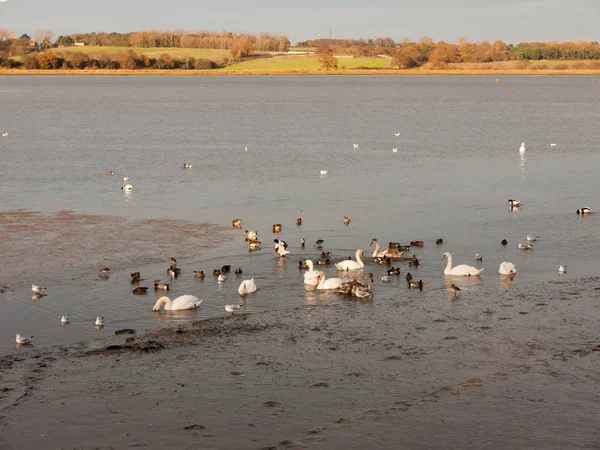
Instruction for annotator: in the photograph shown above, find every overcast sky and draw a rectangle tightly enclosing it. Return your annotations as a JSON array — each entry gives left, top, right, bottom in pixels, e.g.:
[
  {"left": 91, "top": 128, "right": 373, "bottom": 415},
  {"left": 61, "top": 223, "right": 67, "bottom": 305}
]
[{"left": 0, "top": 0, "right": 598, "bottom": 44}]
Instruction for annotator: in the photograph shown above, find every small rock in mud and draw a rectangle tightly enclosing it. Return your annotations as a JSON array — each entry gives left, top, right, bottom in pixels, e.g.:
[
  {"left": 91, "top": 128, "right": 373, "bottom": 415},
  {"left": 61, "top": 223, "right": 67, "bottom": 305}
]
[
  {"left": 183, "top": 424, "right": 205, "bottom": 430},
  {"left": 115, "top": 329, "right": 136, "bottom": 335},
  {"left": 334, "top": 418, "right": 352, "bottom": 424},
  {"left": 444, "top": 336, "right": 457, "bottom": 340},
  {"left": 311, "top": 382, "right": 328, "bottom": 388},
  {"left": 106, "top": 345, "right": 123, "bottom": 351},
  {"left": 384, "top": 355, "right": 402, "bottom": 360},
  {"left": 480, "top": 326, "right": 492, "bottom": 330},
  {"left": 231, "top": 371, "right": 243, "bottom": 376},
  {"left": 125, "top": 337, "right": 135, "bottom": 343},
  {"left": 263, "top": 401, "right": 279, "bottom": 408},
  {"left": 440, "top": 386, "right": 459, "bottom": 395}
]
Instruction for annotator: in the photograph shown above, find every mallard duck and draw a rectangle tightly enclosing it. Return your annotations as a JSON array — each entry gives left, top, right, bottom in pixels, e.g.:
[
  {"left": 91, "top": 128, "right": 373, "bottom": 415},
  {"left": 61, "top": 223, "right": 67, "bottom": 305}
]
[
  {"left": 296, "top": 218, "right": 302, "bottom": 226},
  {"left": 213, "top": 269, "right": 221, "bottom": 276},
  {"left": 508, "top": 199, "right": 522, "bottom": 209},
  {"left": 171, "top": 257, "right": 177, "bottom": 266},
  {"left": 343, "top": 216, "right": 351, "bottom": 225},
  {"left": 577, "top": 207, "right": 593, "bottom": 215},
  {"left": 320, "top": 251, "right": 332, "bottom": 258},
  {"left": 244, "top": 230, "right": 258, "bottom": 240},
  {"left": 107, "top": 171, "right": 114, "bottom": 176},
  {"left": 387, "top": 267, "right": 400, "bottom": 275},
  {"left": 99, "top": 267, "right": 110, "bottom": 275},
  {"left": 450, "top": 284, "right": 461, "bottom": 296},
  {"left": 299, "top": 260, "right": 308, "bottom": 269},
  {"left": 501, "top": 239, "right": 508, "bottom": 246},
  {"left": 410, "top": 241, "right": 424, "bottom": 247},
  {"left": 167, "top": 268, "right": 177, "bottom": 278},
  {"left": 235, "top": 267, "right": 243, "bottom": 274},
  {"left": 132, "top": 287, "right": 148, "bottom": 294},
  {"left": 232, "top": 218, "right": 242, "bottom": 228},
  {"left": 154, "top": 282, "right": 169, "bottom": 290},
  {"left": 314, "top": 239, "right": 324, "bottom": 248},
  {"left": 221, "top": 265, "right": 231, "bottom": 273},
  {"left": 317, "top": 258, "right": 330, "bottom": 265},
  {"left": 409, "top": 279, "right": 423, "bottom": 290},
  {"left": 300, "top": 237, "right": 305, "bottom": 248},
  {"left": 436, "top": 239, "right": 443, "bottom": 245},
  {"left": 194, "top": 270, "right": 205, "bottom": 278},
  {"left": 409, "top": 257, "right": 420, "bottom": 267},
  {"left": 248, "top": 239, "right": 261, "bottom": 249},
  {"left": 183, "top": 163, "right": 192, "bottom": 168},
  {"left": 405, "top": 272, "right": 413, "bottom": 282},
  {"left": 475, "top": 253, "right": 483, "bottom": 261},
  {"left": 130, "top": 272, "right": 142, "bottom": 282},
  {"left": 272, "top": 224, "right": 282, "bottom": 233}
]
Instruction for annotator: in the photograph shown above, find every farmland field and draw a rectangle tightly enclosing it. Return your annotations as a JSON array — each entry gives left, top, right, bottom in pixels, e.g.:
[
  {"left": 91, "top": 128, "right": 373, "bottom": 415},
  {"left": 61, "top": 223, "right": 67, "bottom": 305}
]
[{"left": 49, "top": 46, "right": 230, "bottom": 61}]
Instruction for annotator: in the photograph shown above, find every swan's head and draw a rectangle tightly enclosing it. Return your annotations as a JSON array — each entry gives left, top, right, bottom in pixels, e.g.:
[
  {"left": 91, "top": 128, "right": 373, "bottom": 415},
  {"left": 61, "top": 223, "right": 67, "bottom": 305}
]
[
  {"left": 370, "top": 238, "right": 377, "bottom": 246},
  {"left": 442, "top": 252, "right": 450, "bottom": 260},
  {"left": 368, "top": 273, "right": 374, "bottom": 282},
  {"left": 273, "top": 239, "right": 279, "bottom": 244}
]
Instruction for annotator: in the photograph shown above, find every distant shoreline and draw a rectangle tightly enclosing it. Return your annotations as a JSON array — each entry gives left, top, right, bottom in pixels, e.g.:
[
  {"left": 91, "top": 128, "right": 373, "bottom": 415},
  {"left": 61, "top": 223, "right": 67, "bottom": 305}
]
[{"left": 2, "top": 68, "right": 600, "bottom": 76}]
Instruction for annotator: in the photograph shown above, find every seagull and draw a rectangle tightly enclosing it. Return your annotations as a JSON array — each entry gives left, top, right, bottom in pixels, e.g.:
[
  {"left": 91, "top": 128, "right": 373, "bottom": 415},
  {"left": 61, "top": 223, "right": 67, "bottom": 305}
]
[
  {"left": 475, "top": 253, "right": 483, "bottom": 261},
  {"left": 300, "top": 237, "right": 305, "bottom": 248},
  {"left": 218, "top": 273, "right": 226, "bottom": 283},
  {"left": 394, "top": 133, "right": 400, "bottom": 137},
  {"left": 353, "top": 144, "right": 359, "bottom": 149},
  {"left": 519, "top": 142, "right": 526, "bottom": 153},
  {"left": 31, "top": 284, "right": 46, "bottom": 293},
  {"left": 245, "top": 146, "right": 248, "bottom": 152},
  {"left": 183, "top": 163, "right": 192, "bottom": 168},
  {"left": 527, "top": 236, "right": 539, "bottom": 242},
  {"left": 225, "top": 304, "right": 241, "bottom": 315},
  {"left": 95, "top": 317, "right": 104, "bottom": 326},
  {"left": 1, "top": 132, "right": 7, "bottom": 137},
  {"left": 550, "top": 143, "right": 557, "bottom": 147},
  {"left": 518, "top": 243, "right": 533, "bottom": 250},
  {"left": 559, "top": 265, "right": 567, "bottom": 274},
  {"left": 15, "top": 334, "right": 34, "bottom": 344},
  {"left": 61, "top": 314, "right": 70, "bottom": 324},
  {"left": 122, "top": 177, "right": 133, "bottom": 192},
  {"left": 392, "top": 148, "right": 398, "bottom": 153},
  {"left": 273, "top": 239, "right": 290, "bottom": 257},
  {"left": 320, "top": 170, "right": 328, "bottom": 176}
]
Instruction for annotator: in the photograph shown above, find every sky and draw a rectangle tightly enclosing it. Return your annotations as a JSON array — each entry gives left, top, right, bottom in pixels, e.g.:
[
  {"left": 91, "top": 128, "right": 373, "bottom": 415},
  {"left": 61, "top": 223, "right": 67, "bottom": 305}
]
[{"left": 0, "top": 0, "right": 598, "bottom": 45}]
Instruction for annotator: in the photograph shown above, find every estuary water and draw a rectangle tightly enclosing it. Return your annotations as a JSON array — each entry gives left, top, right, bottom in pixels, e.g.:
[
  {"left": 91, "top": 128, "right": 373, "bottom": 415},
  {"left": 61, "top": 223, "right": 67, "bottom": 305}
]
[{"left": 1, "top": 75, "right": 600, "bottom": 356}]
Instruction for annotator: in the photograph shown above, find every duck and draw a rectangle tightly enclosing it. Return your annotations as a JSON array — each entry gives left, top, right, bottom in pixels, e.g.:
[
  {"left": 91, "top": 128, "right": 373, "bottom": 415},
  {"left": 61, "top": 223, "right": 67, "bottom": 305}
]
[
  {"left": 381, "top": 276, "right": 391, "bottom": 282},
  {"left": 167, "top": 267, "right": 178, "bottom": 278},
  {"left": 244, "top": 230, "right": 258, "bottom": 240},
  {"left": 154, "top": 282, "right": 169, "bottom": 290},
  {"left": 99, "top": 267, "right": 110, "bottom": 275},
  {"left": 212, "top": 269, "right": 222, "bottom": 276},
  {"left": 194, "top": 270, "right": 205, "bottom": 278},
  {"left": 405, "top": 272, "right": 413, "bottom": 282},
  {"left": 107, "top": 171, "right": 114, "bottom": 176},
  {"left": 221, "top": 265, "right": 231, "bottom": 273},
  {"left": 133, "top": 287, "right": 148, "bottom": 295},
  {"left": 15, "top": 334, "right": 34, "bottom": 344},
  {"left": 518, "top": 243, "right": 533, "bottom": 250},
  {"left": 343, "top": 216, "right": 351, "bottom": 226},
  {"left": 508, "top": 199, "right": 522, "bottom": 209},
  {"left": 314, "top": 239, "right": 324, "bottom": 248},
  {"left": 475, "top": 253, "right": 483, "bottom": 262},
  {"left": 31, "top": 284, "right": 46, "bottom": 293},
  {"left": 501, "top": 239, "right": 508, "bottom": 246},
  {"left": 370, "top": 238, "right": 405, "bottom": 259},
  {"left": 238, "top": 279, "right": 257, "bottom": 295},
  {"left": 183, "top": 163, "right": 192, "bottom": 168},
  {"left": 338, "top": 273, "right": 374, "bottom": 295},
  {"left": 316, "top": 271, "right": 345, "bottom": 290},
  {"left": 273, "top": 239, "right": 290, "bottom": 257},
  {"left": 387, "top": 267, "right": 400, "bottom": 276},
  {"left": 577, "top": 207, "right": 593, "bottom": 215},
  {"left": 130, "top": 272, "right": 142, "bottom": 283},
  {"left": 232, "top": 218, "right": 242, "bottom": 228},
  {"left": 442, "top": 252, "right": 484, "bottom": 276},
  {"left": 450, "top": 284, "right": 461, "bottom": 296},
  {"left": 320, "top": 251, "right": 332, "bottom": 259},
  {"left": 436, "top": 239, "right": 443, "bottom": 245},
  {"left": 499, "top": 262, "right": 517, "bottom": 275},
  {"left": 303, "top": 260, "right": 320, "bottom": 285},
  {"left": 218, "top": 273, "right": 226, "bottom": 283},
  {"left": 408, "top": 279, "right": 424, "bottom": 290},
  {"left": 152, "top": 295, "right": 203, "bottom": 311},
  {"left": 335, "top": 249, "right": 365, "bottom": 271},
  {"left": 170, "top": 257, "right": 177, "bottom": 267},
  {"left": 320, "top": 170, "right": 328, "bottom": 176},
  {"left": 95, "top": 317, "right": 104, "bottom": 326},
  {"left": 272, "top": 224, "right": 282, "bottom": 233},
  {"left": 61, "top": 314, "right": 70, "bottom": 324},
  {"left": 300, "top": 237, "right": 305, "bottom": 248},
  {"left": 317, "top": 258, "right": 330, "bottom": 265},
  {"left": 296, "top": 218, "right": 303, "bottom": 226},
  {"left": 375, "top": 257, "right": 391, "bottom": 265},
  {"left": 559, "top": 265, "right": 567, "bottom": 274},
  {"left": 519, "top": 142, "right": 526, "bottom": 153},
  {"left": 410, "top": 241, "right": 424, "bottom": 247},
  {"left": 409, "top": 257, "right": 420, "bottom": 267},
  {"left": 299, "top": 260, "right": 308, "bottom": 269},
  {"left": 235, "top": 267, "right": 243, "bottom": 275},
  {"left": 248, "top": 239, "right": 261, "bottom": 249},
  {"left": 121, "top": 177, "right": 133, "bottom": 192},
  {"left": 225, "top": 304, "right": 241, "bottom": 315}
]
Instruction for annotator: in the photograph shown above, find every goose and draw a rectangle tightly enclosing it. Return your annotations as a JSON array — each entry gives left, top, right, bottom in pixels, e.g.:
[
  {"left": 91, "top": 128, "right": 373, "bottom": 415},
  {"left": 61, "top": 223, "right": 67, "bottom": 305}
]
[
  {"left": 272, "top": 224, "right": 282, "bottom": 233},
  {"left": 353, "top": 144, "right": 359, "bottom": 149},
  {"left": 394, "top": 132, "right": 400, "bottom": 137},
  {"left": 338, "top": 273, "right": 374, "bottom": 295},
  {"left": 408, "top": 279, "right": 424, "bottom": 290},
  {"left": 235, "top": 268, "right": 243, "bottom": 274},
  {"left": 518, "top": 243, "right": 533, "bottom": 250},
  {"left": 107, "top": 171, "right": 114, "bottom": 176},
  {"left": 15, "top": 334, "right": 34, "bottom": 344},
  {"left": 31, "top": 284, "right": 46, "bottom": 293},
  {"left": 519, "top": 143, "right": 526, "bottom": 153},
  {"left": 238, "top": 279, "right": 257, "bottom": 295},
  {"left": 225, "top": 304, "right": 241, "bottom": 315},
  {"left": 526, "top": 236, "right": 539, "bottom": 241},
  {"left": 122, "top": 177, "right": 133, "bottom": 192},
  {"left": 183, "top": 163, "right": 192, "bottom": 168},
  {"left": 475, "top": 253, "right": 483, "bottom": 262},
  {"left": 61, "top": 314, "right": 70, "bottom": 324},
  {"left": 303, "top": 260, "right": 321, "bottom": 286},
  {"left": 273, "top": 239, "right": 290, "bottom": 257},
  {"left": 335, "top": 249, "right": 365, "bottom": 271},
  {"left": 370, "top": 238, "right": 405, "bottom": 259},
  {"left": 133, "top": 287, "right": 148, "bottom": 294},
  {"left": 436, "top": 239, "right": 443, "bottom": 245},
  {"left": 232, "top": 219, "right": 242, "bottom": 228},
  {"left": 343, "top": 216, "right": 351, "bottom": 226},
  {"left": 244, "top": 230, "right": 258, "bottom": 240},
  {"left": 194, "top": 270, "right": 205, "bottom": 278},
  {"left": 218, "top": 273, "right": 225, "bottom": 283},
  {"left": 577, "top": 207, "right": 593, "bottom": 215},
  {"left": 153, "top": 295, "right": 202, "bottom": 311},
  {"left": 320, "top": 170, "right": 328, "bottom": 176},
  {"left": 387, "top": 267, "right": 400, "bottom": 276},
  {"left": 559, "top": 265, "right": 567, "bottom": 274},
  {"left": 442, "top": 252, "right": 484, "bottom": 276},
  {"left": 154, "top": 282, "right": 169, "bottom": 290},
  {"left": 314, "top": 239, "right": 324, "bottom": 248},
  {"left": 410, "top": 241, "right": 424, "bottom": 247},
  {"left": 450, "top": 284, "right": 461, "bottom": 296},
  {"left": 296, "top": 218, "right": 303, "bottom": 226},
  {"left": 392, "top": 148, "right": 398, "bottom": 153},
  {"left": 95, "top": 317, "right": 104, "bottom": 326},
  {"left": 499, "top": 262, "right": 516, "bottom": 275},
  {"left": 316, "top": 271, "right": 345, "bottom": 290},
  {"left": 501, "top": 239, "right": 508, "bottom": 246},
  {"left": 508, "top": 199, "right": 521, "bottom": 209},
  {"left": 405, "top": 272, "right": 413, "bottom": 282},
  {"left": 300, "top": 237, "right": 305, "bottom": 248},
  {"left": 99, "top": 267, "right": 110, "bottom": 275}
]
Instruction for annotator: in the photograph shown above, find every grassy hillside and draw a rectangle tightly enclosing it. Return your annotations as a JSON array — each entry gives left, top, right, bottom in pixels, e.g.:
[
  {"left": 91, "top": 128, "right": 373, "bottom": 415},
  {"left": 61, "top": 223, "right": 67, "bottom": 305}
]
[
  {"left": 224, "top": 56, "right": 390, "bottom": 71},
  {"left": 50, "top": 46, "right": 230, "bottom": 61}
]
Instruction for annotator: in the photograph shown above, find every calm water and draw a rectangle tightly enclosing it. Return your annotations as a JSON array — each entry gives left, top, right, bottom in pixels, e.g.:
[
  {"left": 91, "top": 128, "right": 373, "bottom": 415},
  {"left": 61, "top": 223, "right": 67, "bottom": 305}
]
[{"left": 1, "top": 75, "right": 600, "bottom": 355}]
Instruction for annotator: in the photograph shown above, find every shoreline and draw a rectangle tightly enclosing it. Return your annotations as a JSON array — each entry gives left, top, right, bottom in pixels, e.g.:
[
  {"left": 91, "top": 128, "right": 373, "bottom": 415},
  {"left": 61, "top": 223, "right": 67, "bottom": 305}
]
[{"left": 1, "top": 68, "right": 600, "bottom": 76}]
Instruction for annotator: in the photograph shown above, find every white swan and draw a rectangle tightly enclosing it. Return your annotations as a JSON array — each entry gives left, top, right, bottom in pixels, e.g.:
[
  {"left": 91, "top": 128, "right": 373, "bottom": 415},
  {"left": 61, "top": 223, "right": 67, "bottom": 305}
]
[
  {"left": 442, "top": 252, "right": 484, "bottom": 276},
  {"left": 499, "top": 262, "right": 516, "bottom": 275},
  {"left": 316, "top": 271, "right": 344, "bottom": 290},
  {"left": 370, "top": 239, "right": 405, "bottom": 259},
  {"left": 335, "top": 249, "right": 365, "bottom": 271},
  {"left": 152, "top": 295, "right": 202, "bottom": 311},
  {"left": 519, "top": 142, "right": 526, "bottom": 153},
  {"left": 122, "top": 177, "right": 133, "bottom": 191},
  {"left": 303, "top": 260, "right": 320, "bottom": 286},
  {"left": 238, "top": 279, "right": 257, "bottom": 295}
]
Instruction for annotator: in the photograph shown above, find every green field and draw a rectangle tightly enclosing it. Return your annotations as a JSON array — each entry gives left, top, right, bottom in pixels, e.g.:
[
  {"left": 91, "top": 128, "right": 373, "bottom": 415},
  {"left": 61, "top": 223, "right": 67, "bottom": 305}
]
[
  {"left": 288, "top": 46, "right": 317, "bottom": 52},
  {"left": 50, "top": 46, "right": 230, "bottom": 61},
  {"left": 224, "top": 56, "right": 390, "bottom": 71}
]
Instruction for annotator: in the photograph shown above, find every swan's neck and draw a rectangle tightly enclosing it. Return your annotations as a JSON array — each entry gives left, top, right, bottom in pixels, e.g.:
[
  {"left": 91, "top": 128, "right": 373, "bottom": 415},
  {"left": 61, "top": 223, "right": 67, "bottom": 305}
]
[
  {"left": 307, "top": 260, "right": 314, "bottom": 271},
  {"left": 372, "top": 240, "right": 380, "bottom": 257},
  {"left": 153, "top": 297, "right": 171, "bottom": 311},
  {"left": 445, "top": 255, "right": 453, "bottom": 272},
  {"left": 317, "top": 272, "right": 325, "bottom": 289},
  {"left": 364, "top": 274, "right": 371, "bottom": 290},
  {"left": 356, "top": 250, "right": 363, "bottom": 265}
]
